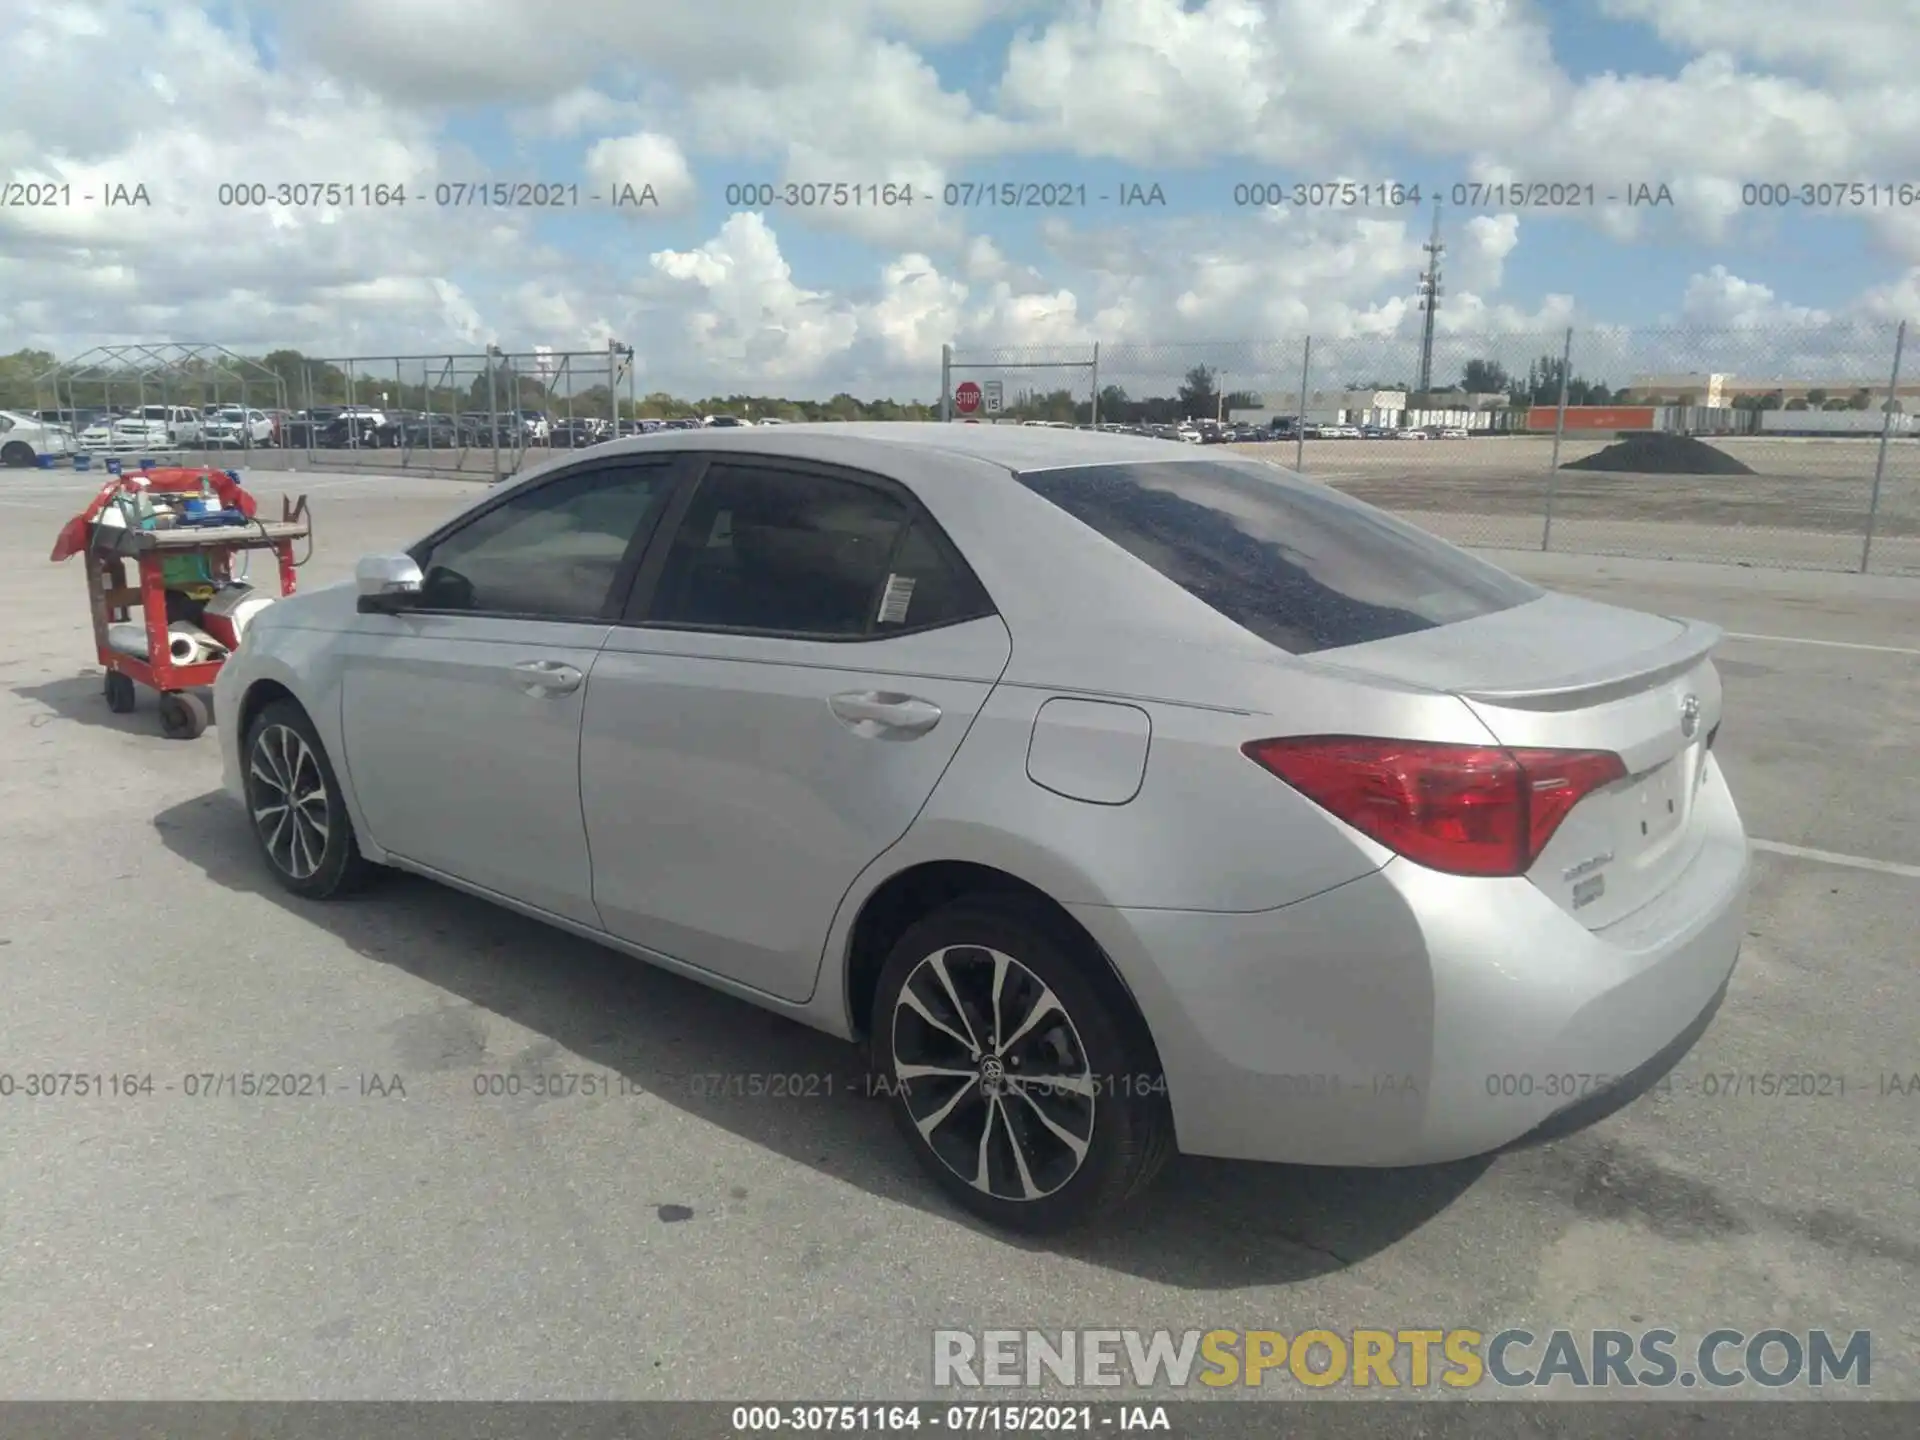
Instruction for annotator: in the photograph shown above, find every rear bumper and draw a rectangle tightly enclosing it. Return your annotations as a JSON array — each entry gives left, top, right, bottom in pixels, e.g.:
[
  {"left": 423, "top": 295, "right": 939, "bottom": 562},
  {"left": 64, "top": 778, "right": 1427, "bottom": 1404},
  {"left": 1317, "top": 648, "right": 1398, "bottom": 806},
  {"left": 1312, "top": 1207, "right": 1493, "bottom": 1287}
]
[
  {"left": 1069, "top": 759, "right": 1749, "bottom": 1166},
  {"left": 1498, "top": 965, "right": 1730, "bottom": 1152}
]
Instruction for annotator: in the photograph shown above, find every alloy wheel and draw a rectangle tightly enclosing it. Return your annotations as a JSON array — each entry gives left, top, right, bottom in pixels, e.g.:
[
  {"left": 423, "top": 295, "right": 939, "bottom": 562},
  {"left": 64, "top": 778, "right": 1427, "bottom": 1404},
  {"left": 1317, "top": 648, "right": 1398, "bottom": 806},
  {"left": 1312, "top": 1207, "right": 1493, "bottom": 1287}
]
[
  {"left": 249, "top": 724, "right": 331, "bottom": 880},
  {"left": 890, "top": 945, "right": 1097, "bottom": 1202}
]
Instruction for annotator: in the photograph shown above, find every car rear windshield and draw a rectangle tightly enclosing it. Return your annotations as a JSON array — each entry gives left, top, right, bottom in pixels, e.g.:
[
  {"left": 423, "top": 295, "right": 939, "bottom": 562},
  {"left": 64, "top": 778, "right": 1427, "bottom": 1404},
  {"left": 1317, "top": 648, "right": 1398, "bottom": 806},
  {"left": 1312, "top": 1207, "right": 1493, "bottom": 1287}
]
[{"left": 1014, "top": 458, "right": 1541, "bottom": 653}]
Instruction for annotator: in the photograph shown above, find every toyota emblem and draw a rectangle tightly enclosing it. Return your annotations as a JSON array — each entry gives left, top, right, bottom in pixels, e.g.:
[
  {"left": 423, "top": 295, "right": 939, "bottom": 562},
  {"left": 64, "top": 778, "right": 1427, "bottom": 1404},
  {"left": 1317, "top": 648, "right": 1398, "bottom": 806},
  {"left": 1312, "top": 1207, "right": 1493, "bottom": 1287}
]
[{"left": 1680, "top": 694, "right": 1700, "bottom": 738}]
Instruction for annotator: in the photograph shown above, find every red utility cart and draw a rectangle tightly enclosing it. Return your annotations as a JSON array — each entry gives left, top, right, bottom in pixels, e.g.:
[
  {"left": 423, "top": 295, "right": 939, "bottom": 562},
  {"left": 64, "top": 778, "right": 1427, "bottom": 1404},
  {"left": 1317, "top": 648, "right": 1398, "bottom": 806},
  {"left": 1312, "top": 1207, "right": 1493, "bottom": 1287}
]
[{"left": 53, "top": 468, "right": 311, "bottom": 739}]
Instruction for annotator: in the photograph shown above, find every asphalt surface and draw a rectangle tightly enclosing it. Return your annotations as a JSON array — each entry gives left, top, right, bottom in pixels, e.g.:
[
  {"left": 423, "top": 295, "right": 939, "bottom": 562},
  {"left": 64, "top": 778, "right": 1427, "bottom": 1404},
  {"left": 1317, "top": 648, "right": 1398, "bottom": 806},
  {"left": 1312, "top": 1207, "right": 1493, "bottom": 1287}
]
[{"left": 1, "top": 466, "right": 1916, "bottom": 1401}]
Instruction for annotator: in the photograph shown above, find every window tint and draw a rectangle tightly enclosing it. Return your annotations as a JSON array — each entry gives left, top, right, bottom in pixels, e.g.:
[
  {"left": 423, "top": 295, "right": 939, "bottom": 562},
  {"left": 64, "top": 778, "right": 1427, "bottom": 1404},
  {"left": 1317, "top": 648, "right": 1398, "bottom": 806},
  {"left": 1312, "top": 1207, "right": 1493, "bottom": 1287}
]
[
  {"left": 414, "top": 462, "right": 675, "bottom": 617},
  {"left": 1015, "top": 459, "right": 1540, "bottom": 653},
  {"left": 644, "top": 463, "right": 989, "bottom": 636}
]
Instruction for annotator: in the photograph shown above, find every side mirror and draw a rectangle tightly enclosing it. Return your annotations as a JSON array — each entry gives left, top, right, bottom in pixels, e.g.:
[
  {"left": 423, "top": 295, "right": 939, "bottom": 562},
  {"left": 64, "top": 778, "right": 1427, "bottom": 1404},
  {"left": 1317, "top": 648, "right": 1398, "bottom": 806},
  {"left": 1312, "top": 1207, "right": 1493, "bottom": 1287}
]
[{"left": 355, "top": 553, "right": 424, "bottom": 613}]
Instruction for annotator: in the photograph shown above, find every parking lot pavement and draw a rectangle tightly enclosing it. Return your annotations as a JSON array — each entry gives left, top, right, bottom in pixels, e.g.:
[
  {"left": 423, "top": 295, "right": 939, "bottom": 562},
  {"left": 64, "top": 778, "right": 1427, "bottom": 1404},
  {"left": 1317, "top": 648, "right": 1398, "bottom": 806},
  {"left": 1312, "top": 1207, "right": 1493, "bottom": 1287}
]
[{"left": 1, "top": 473, "right": 1916, "bottom": 1399}]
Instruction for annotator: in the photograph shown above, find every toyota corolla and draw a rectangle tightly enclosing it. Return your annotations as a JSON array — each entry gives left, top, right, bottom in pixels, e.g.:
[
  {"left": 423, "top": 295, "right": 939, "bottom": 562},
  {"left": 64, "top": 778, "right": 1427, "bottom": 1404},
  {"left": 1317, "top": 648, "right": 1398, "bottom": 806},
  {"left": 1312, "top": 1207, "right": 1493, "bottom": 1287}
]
[{"left": 214, "top": 424, "right": 1748, "bottom": 1232}]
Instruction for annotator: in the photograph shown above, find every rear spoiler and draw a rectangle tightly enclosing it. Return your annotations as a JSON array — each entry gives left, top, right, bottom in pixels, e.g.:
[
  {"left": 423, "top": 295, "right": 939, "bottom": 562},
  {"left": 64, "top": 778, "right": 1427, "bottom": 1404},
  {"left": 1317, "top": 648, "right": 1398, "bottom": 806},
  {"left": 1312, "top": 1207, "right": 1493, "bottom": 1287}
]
[{"left": 1458, "top": 618, "right": 1723, "bottom": 711}]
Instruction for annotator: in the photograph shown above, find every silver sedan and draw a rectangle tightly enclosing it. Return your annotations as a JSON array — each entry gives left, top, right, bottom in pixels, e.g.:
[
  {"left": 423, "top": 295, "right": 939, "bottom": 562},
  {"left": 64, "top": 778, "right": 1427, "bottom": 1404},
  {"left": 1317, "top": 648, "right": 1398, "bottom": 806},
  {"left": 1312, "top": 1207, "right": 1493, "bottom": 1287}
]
[{"left": 214, "top": 424, "right": 1749, "bottom": 1232}]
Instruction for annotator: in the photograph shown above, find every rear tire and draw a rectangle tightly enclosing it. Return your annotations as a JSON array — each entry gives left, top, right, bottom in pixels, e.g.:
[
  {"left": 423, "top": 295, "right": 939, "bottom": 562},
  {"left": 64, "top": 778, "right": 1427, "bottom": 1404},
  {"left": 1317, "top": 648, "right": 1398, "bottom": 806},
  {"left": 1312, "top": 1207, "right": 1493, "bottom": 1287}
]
[
  {"left": 2, "top": 442, "right": 34, "bottom": 468},
  {"left": 243, "top": 699, "right": 375, "bottom": 899},
  {"left": 870, "top": 898, "right": 1174, "bottom": 1233},
  {"left": 158, "top": 690, "right": 208, "bottom": 740}
]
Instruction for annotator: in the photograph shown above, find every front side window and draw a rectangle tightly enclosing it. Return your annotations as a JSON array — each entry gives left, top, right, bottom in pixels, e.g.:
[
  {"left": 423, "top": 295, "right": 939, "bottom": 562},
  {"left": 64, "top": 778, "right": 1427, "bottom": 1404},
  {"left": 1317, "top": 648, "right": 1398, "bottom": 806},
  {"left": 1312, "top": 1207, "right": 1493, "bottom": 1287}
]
[
  {"left": 643, "top": 462, "right": 990, "bottom": 637},
  {"left": 1015, "top": 458, "right": 1540, "bottom": 654},
  {"left": 412, "top": 462, "right": 677, "bottom": 618}
]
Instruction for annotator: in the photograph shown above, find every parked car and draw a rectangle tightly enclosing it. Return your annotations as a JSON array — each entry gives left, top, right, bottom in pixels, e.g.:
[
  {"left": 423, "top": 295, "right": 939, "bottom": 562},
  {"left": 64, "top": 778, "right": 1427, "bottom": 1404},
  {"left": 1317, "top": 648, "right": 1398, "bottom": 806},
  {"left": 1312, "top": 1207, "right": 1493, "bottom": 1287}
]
[
  {"left": 117, "top": 404, "right": 202, "bottom": 446},
  {"left": 469, "top": 411, "right": 538, "bottom": 446},
  {"left": 76, "top": 405, "right": 192, "bottom": 450},
  {"left": 283, "top": 408, "right": 344, "bottom": 447},
  {"left": 77, "top": 418, "right": 121, "bottom": 448},
  {"left": 320, "top": 409, "right": 387, "bottom": 448},
  {"left": 370, "top": 411, "right": 421, "bottom": 448},
  {"left": 213, "top": 424, "right": 1748, "bottom": 1234},
  {"left": 1439, "top": 426, "right": 1472, "bottom": 439},
  {"left": 203, "top": 407, "right": 276, "bottom": 448},
  {"left": 385, "top": 413, "right": 465, "bottom": 448},
  {"left": 550, "top": 418, "right": 608, "bottom": 448},
  {"left": 32, "top": 408, "right": 101, "bottom": 433},
  {"left": 0, "top": 410, "right": 77, "bottom": 467}
]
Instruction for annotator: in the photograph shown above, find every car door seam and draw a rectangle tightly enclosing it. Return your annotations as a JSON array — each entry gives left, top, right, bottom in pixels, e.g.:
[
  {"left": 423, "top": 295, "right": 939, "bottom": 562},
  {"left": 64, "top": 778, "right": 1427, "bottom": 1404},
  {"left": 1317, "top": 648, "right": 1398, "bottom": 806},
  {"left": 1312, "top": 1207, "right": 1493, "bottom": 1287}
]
[{"left": 806, "top": 616, "right": 1019, "bottom": 1008}]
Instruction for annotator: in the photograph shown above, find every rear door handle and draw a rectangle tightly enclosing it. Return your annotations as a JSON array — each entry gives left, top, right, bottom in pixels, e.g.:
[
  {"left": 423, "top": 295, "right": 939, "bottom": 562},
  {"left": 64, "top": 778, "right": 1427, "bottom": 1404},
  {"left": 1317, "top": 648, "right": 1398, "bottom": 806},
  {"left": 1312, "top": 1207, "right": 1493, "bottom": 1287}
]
[
  {"left": 829, "top": 691, "right": 942, "bottom": 736},
  {"left": 512, "top": 659, "right": 584, "bottom": 696}
]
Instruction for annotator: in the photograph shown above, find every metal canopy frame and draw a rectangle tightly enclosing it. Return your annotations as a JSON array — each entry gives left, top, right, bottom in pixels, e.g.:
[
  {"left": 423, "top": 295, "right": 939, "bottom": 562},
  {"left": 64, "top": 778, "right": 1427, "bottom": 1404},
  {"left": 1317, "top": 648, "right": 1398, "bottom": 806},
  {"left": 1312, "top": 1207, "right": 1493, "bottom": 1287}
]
[{"left": 35, "top": 342, "right": 290, "bottom": 427}]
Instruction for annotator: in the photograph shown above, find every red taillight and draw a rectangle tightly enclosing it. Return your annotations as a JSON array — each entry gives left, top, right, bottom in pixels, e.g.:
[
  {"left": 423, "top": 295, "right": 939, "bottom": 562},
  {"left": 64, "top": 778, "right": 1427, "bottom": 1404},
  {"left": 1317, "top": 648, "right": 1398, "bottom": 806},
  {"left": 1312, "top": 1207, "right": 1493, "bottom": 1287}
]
[{"left": 1242, "top": 736, "right": 1627, "bottom": 878}]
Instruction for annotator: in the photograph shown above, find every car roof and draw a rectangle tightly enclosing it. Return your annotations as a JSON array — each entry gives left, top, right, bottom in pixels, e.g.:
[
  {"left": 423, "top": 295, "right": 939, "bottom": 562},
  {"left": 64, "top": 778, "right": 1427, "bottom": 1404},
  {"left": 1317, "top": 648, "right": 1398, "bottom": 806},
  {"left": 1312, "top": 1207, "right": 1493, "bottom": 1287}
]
[{"left": 574, "top": 419, "right": 1202, "bottom": 475}]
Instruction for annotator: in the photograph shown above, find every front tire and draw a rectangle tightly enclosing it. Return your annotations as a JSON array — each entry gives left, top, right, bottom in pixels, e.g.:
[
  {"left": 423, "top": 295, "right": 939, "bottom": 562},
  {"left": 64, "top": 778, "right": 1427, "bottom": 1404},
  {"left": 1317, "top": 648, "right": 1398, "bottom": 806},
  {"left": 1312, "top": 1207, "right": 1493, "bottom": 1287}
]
[
  {"left": 1, "top": 442, "right": 34, "bottom": 468},
  {"left": 243, "top": 699, "right": 375, "bottom": 899},
  {"left": 870, "top": 899, "right": 1174, "bottom": 1233}
]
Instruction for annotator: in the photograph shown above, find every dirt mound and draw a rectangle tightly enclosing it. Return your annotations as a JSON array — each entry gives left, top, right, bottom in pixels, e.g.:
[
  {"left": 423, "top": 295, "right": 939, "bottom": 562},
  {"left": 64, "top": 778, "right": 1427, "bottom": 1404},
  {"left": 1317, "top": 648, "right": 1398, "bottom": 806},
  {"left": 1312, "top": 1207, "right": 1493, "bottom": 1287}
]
[{"left": 1560, "top": 431, "right": 1755, "bottom": 475}]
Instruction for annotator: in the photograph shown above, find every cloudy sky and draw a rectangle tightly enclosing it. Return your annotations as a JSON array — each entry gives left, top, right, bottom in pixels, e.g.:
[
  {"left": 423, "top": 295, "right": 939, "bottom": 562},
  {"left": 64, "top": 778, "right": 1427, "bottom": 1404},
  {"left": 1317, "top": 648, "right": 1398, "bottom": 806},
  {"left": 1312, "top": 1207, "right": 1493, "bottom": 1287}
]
[{"left": 2, "top": 0, "right": 1917, "bottom": 401}]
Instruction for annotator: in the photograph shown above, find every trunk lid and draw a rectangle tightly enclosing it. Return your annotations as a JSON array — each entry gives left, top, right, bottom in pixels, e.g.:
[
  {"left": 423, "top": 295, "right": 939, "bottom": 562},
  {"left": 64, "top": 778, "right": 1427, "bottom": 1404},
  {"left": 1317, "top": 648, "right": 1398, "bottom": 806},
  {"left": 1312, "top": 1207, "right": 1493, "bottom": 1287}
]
[{"left": 1306, "top": 591, "right": 1724, "bottom": 928}]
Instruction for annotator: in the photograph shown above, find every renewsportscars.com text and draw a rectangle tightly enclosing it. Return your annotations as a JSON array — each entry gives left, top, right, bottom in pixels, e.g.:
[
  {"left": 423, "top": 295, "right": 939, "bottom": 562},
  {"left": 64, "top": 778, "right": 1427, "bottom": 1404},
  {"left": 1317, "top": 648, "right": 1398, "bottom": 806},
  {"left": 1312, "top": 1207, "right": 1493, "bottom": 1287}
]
[{"left": 932, "top": 1327, "right": 1871, "bottom": 1391}]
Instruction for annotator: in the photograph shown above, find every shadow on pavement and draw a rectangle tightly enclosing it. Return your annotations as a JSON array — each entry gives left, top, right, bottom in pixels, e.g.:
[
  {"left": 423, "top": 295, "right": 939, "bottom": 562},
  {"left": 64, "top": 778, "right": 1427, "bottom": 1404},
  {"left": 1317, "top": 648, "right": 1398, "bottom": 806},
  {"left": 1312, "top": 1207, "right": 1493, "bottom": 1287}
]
[
  {"left": 151, "top": 789, "right": 1491, "bottom": 1287},
  {"left": 14, "top": 673, "right": 217, "bottom": 735}
]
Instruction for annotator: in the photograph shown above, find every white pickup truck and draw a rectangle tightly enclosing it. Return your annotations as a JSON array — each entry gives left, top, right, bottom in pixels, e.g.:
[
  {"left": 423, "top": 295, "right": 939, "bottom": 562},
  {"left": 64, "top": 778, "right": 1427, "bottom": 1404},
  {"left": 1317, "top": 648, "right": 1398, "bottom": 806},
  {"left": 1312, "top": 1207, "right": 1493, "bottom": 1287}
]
[{"left": 79, "top": 405, "right": 202, "bottom": 449}]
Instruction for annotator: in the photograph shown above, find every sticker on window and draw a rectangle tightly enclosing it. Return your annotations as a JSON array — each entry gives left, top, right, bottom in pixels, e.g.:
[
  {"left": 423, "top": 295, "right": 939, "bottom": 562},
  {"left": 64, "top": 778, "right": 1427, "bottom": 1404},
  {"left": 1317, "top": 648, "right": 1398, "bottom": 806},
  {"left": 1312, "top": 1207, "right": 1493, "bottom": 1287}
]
[
  {"left": 876, "top": 573, "right": 916, "bottom": 624},
  {"left": 706, "top": 510, "right": 733, "bottom": 546}
]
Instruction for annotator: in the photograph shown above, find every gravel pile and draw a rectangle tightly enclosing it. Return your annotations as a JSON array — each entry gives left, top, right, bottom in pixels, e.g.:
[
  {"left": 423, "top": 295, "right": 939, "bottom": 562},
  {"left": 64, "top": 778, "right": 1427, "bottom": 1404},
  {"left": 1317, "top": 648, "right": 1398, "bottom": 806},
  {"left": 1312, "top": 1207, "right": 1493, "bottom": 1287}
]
[{"left": 1560, "top": 432, "right": 1756, "bottom": 475}]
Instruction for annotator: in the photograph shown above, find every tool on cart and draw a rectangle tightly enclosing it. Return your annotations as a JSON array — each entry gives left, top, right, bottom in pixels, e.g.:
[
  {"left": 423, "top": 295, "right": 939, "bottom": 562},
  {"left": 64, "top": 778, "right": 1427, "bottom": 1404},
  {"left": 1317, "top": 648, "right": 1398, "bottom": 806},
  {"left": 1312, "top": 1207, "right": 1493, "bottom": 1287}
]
[{"left": 50, "top": 466, "right": 312, "bottom": 740}]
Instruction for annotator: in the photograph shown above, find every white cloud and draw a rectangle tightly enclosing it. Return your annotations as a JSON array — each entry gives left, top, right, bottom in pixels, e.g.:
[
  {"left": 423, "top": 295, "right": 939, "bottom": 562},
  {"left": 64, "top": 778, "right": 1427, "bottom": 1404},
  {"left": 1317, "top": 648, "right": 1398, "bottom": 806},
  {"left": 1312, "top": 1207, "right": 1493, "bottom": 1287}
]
[
  {"left": 1680, "top": 266, "right": 1831, "bottom": 329},
  {"left": 0, "top": 0, "right": 557, "bottom": 359},
  {"left": 3, "top": 0, "right": 1918, "bottom": 400},
  {"left": 996, "top": 0, "right": 1562, "bottom": 166},
  {"left": 646, "top": 213, "right": 863, "bottom": 381},
  {"left": 515, "top": 88, "right": 652, "bottom": 140},
  {"left": 1597, "top": 0, "right": 1920, "bottom": 85},
  {"left": 584, "top": 132, "right": 697, "bottom": 213},
  {"left": 1454, "top": 214, "right": 1521, "bottom": 293}
]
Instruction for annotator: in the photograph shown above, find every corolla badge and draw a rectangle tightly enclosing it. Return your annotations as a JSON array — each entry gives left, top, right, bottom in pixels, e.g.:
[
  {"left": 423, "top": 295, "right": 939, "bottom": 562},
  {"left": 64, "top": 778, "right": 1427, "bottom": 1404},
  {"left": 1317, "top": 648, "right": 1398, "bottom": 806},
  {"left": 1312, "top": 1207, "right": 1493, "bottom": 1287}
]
[{"left": 1680, "top": 694, "right": 1700, "bottom": 739}]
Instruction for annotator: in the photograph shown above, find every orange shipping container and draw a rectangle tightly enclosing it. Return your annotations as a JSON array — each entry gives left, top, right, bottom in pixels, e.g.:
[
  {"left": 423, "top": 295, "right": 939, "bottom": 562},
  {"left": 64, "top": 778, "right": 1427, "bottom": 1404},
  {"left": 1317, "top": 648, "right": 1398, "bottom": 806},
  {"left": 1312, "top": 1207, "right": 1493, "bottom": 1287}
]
[{"left": 1527, "top": 405, "right": 1658, "bottom": 431}]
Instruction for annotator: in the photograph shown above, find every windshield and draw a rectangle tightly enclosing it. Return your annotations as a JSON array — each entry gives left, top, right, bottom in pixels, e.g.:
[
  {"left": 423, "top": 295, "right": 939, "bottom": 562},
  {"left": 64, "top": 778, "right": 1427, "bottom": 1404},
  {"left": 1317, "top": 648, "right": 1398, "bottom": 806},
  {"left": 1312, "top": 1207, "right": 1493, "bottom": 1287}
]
[{"left": 1015, "top": 458, "right": 1540, "bottom": 654}]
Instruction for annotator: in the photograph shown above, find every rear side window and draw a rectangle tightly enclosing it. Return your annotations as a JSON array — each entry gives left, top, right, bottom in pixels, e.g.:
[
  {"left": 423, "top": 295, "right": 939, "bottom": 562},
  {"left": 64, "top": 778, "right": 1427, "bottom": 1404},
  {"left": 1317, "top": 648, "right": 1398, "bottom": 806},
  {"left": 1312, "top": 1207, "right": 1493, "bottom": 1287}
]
[
  {"left": 642, "top": 462, "right": 992, "bottom": 637},
  {"left": 1014, "top": 459, "right": 1540, "bottom": 654}
]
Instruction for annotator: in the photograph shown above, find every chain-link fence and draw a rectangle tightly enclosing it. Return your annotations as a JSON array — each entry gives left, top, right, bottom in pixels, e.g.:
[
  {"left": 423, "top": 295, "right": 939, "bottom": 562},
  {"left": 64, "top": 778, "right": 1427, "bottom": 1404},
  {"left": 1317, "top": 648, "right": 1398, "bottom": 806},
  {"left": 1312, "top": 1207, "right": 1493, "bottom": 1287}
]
[
  {"left": 27, "top": 344, "right": 639, "bottom": 482},
  {"left": 279, "top": 346, "right": 637, "bottom": 482},
  {"left": 945, "top": 321, "right": 1917, "bottom": 576}
]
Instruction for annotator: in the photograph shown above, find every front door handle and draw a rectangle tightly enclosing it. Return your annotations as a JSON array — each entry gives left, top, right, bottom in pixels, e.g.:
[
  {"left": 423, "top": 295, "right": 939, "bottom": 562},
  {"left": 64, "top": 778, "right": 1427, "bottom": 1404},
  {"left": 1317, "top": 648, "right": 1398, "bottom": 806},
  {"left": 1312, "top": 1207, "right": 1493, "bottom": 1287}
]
[
  {"left": 829, "top": 691, "right": 942, "bottom": 737},
  {"left": 512, "top": 659, "right": 583, "bottom": 697}
]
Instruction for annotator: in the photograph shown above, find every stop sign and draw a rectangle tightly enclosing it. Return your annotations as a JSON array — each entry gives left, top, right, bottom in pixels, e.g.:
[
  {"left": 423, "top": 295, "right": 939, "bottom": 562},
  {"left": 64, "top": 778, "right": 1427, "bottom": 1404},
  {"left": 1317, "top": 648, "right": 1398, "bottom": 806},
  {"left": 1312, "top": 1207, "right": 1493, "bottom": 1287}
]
[{"left": 954, "top": 381, "right": 982, "bottom": 413}]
